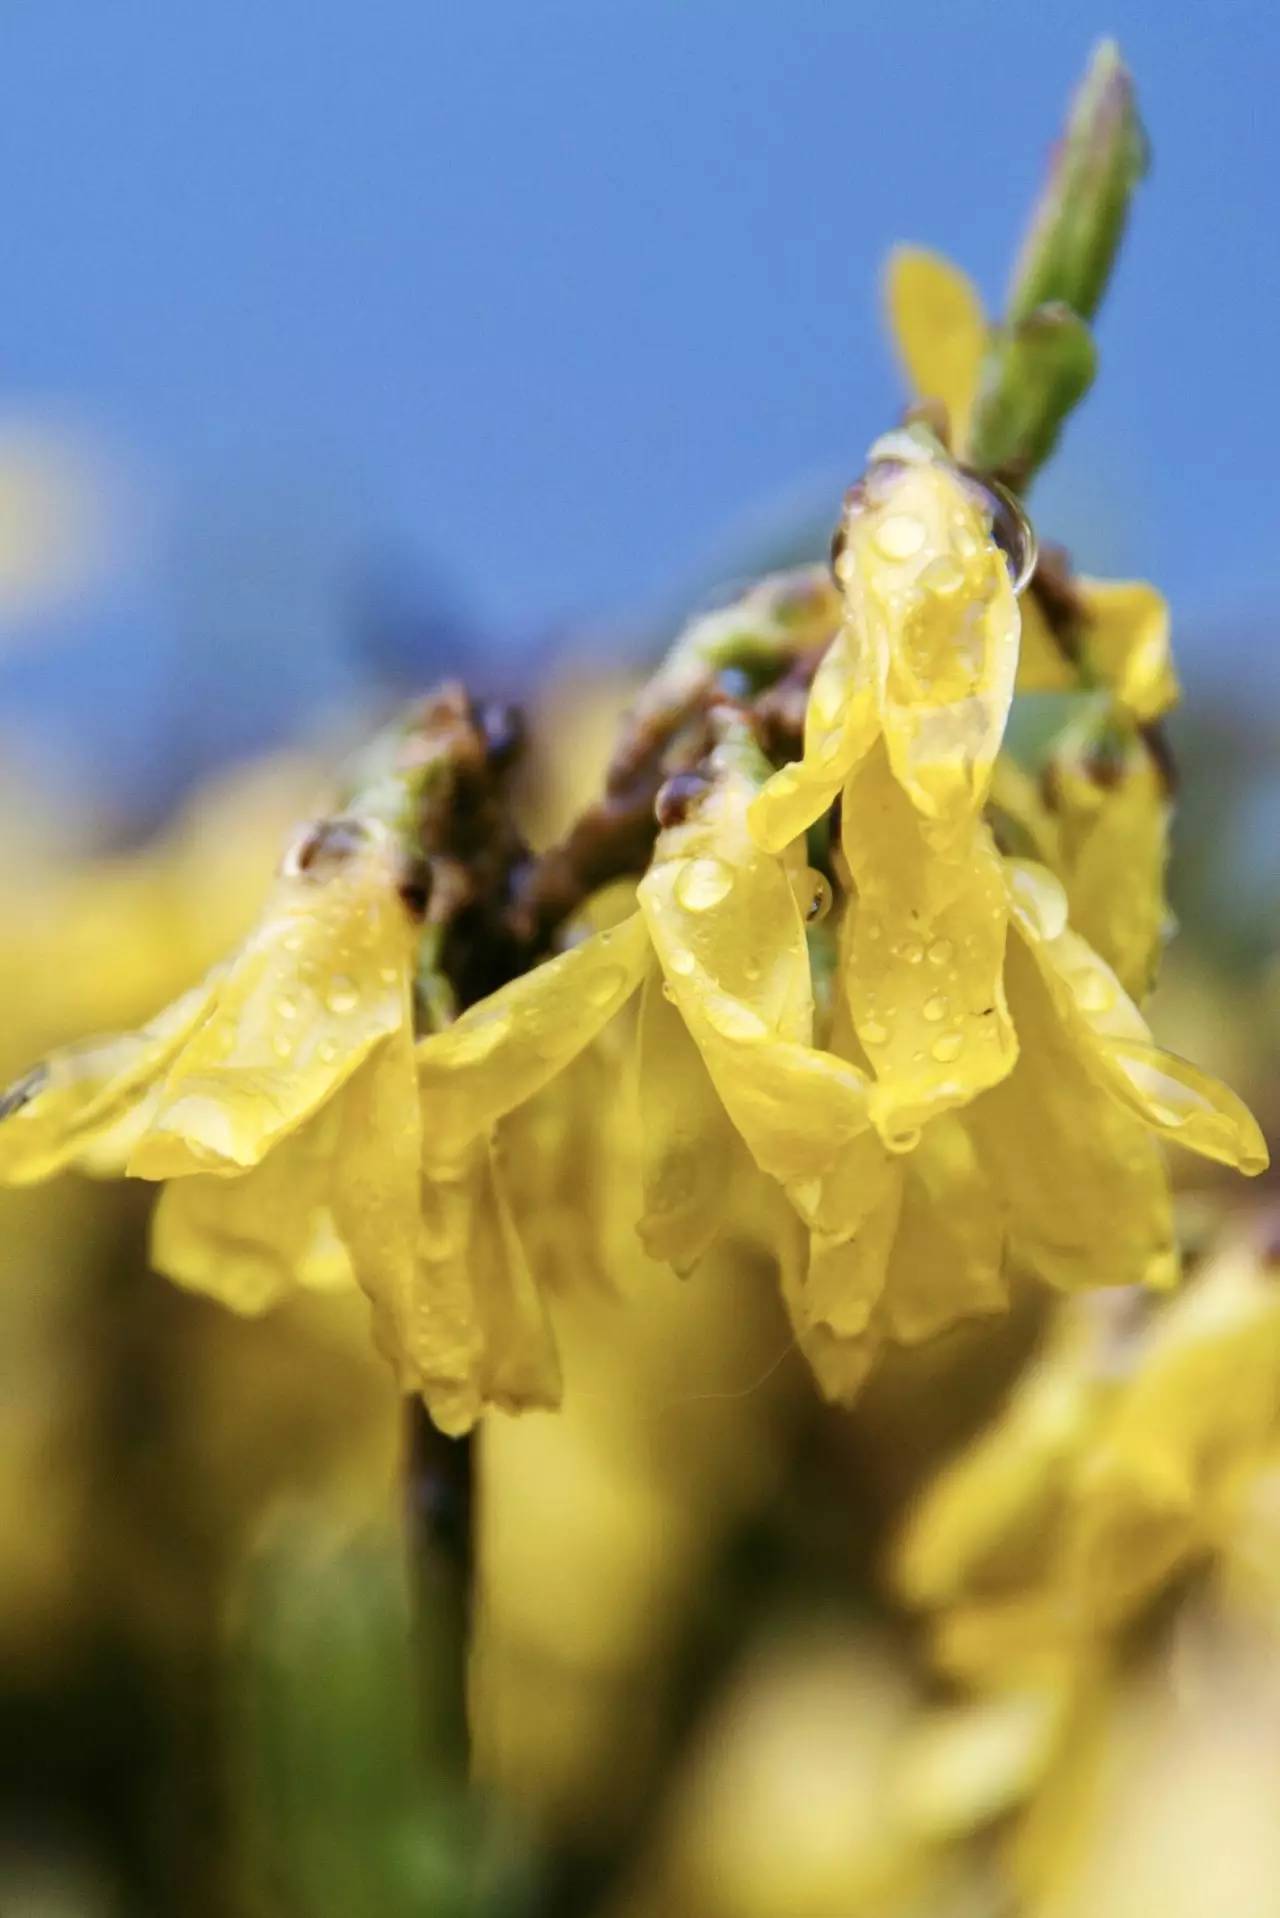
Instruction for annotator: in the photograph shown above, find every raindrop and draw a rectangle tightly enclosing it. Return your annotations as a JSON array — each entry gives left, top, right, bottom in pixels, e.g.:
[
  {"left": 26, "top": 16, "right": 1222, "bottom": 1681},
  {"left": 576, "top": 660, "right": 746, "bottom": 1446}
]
[
  {"left": 930, "top": 1032, "right": 964, "bottom": 1063},
  {"left": 585, "top": 966, "right": 628, "bottom": 1008},
  {"left": 445, "top": 1013, "right": 510, "bottom": 1064},
  {"left": 325, "top": 977, "right": 360, "bottom": 1015},
  {"left": 708, "top": 996, "right": 767, "bottom": 1041},
  {"left": 862, "top": 1019, "right": 890, "bottom": 1047},
  {"left": 919, "top": 555, "right": 965, "bottom": 597},
  {"left": 668, "top": 948, "right": 696, "bottom": 978},
  {"left": 873, "top": 513, "right": 927, "bottom": 562},
  {"left": 927, "top": 938, "right": 953, "bottom": 966},
  {"left": 805, "top": 872, "right": 833, "bottom": 924},
  {"left": 1072, "top": 970, "right": 1114, "bottom": 1015},
  {"left": 674, "top": 857, "right": 734, "bottom": 913},
  {"left": 923, "top": 995, "right": 948, "bottom": 1023}
]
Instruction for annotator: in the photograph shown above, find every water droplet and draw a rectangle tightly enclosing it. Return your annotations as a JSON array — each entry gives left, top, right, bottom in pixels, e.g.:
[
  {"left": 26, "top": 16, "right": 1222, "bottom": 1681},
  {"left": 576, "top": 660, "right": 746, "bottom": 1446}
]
[
  {"left": 931, "top": 1032, "right": 964, "bottom": 1063},
  {"left": 899, "top": 938, "right": 924, "bottom": 964},
  {"left": 674, "top": 857, "right": 733, "bottom": 913},
  {"left": 923, "top": 994, "right": 947, "bottom": 1023},
  {"left": 585, "top": 965, "right": 628, "bottom": 1008},
  {"left": 1007, "top": 861, "right": 1069, "bottom": 942},
  {"left": 275, "top": 994, "right": 299, "bottom": 1021},
  {"left": 743, "top": 957, "right": 762, "bottom": 982},
  {"left": 379, "top": 965, "right": 399, "bottom": 985},
  {"left": 707, "top": 996, "right": 767, "bottom": 1041},
  {"left": 919, "top": 555, "right": 965, "bottom": 596},
  {"left": 862, "top": 1019, "right": 889, "bottom": 1046},
  {"left": 325, "top": 976, "right": 360, "bottom": 1015},
  {"left": 319, "top": 1040, "right": 340, "bottom": 1064},
  {"left": 926, "top": 938, "right": 953, "bottom": 967},
  {"left": 873, "top": 512, "right": 926, "bottom": 561},
  {"left": 661, "top": 981, "right": 677, "bottom": 1004},
  {"left": 282, "top": 930, "right": 304, "bottom": 953},
  {"left": 884, "top": 1123, "right": 922, "bottom": 1155},
  {"left": 272, "top": 1033, "right": 294, "bottom": 1060},
  {"left": 668, "top": 948, "right": 696, "bottom": 978},
  {"left": 805, "top": 871, "right": 833, "bottom": 924},
  {"left": 1072, "top": 969, "right": 1114, "bottom": 1015},
  {"left": 445, "top": 1012, "right": 511, "bottom": 1063}
]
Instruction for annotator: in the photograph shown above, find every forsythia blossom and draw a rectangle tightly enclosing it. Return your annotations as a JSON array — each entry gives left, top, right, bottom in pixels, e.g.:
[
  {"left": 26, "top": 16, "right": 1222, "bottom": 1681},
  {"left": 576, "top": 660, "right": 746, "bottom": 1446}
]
[{"left": 0, "top": 241, "right": 1267, "bottom": 1432}]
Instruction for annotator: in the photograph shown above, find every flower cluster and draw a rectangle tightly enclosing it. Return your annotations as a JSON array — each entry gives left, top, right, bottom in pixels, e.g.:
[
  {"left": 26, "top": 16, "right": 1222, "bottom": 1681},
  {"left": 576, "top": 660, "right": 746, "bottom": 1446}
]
[{"left": 0, "top": 132, "right": 1267, "bottom": 1437}]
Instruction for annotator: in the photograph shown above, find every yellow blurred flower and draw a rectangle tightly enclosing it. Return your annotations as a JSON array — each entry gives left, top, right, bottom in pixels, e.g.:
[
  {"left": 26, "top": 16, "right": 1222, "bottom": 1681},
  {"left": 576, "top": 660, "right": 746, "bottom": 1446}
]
[{"left": 896, "top": 1226, "right": 1280, "bottom": 1676}]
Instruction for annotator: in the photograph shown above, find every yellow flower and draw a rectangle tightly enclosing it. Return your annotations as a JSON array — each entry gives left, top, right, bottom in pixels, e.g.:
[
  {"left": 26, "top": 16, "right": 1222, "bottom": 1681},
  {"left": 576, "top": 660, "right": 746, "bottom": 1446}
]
[
  {"left": 896, "top": 1226, "right": 1280, "bottom": 1684},
  {"left": 635, "top": 719, "right": 1007, "bottom": 1399},
  {"left": 639, "top": 728, "right": 873, "bottom": 1234},
  {"left": 0, "top": 814, "right": 420, "bottom": 1299},
  {"left": 0, "top": 806, "right": 653, "bottom": 1433}
]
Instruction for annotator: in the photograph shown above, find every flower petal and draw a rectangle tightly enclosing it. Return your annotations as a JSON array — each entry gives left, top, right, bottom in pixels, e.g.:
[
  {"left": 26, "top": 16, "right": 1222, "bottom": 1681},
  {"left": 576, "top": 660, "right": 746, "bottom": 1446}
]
[
  {"left": 132, "top": 822, "right": 417, "bottom": 1177},
  {"left": 884, "top": 247, "right": 988, "bottom": 458},
  {"left": 416, "top": 914, "right": 650, "bottom": 1171},
  {"left": 882, "top": 1117, "right": 1007, "bottom": 1344},
  {"left": 748, "top": 620, "right": 879, "bottom": 852},
  {"left": 842, "top": 446, "right": 1021, "bottom": 824},
  {"left": 636, "top": 963, "right": 737, "bottom": 1274},
  {"left": 966, "top": 934, "right": 1178, "bottom": 1292},
  {"left": 1018, "top": 576, "right": 1177, "bottom": 721},
  {"left": 1047, "top": 725, "right": 1170, "bottom": 1000},
  {"left": 840, "top": 746, "right": 1018, "bottom": 1145},
  {"left": 1007, "top": 860, "right": 1269, "bottom": 1175},
  {"left": 152, "top": 1104, "right": 351, "bottom": 1314},
  {"left": 0, "top": 974, "right": 219, "bottom": 1184},
  {"left": 641, "top": 761, "right": 874, "bottom": 1219}
]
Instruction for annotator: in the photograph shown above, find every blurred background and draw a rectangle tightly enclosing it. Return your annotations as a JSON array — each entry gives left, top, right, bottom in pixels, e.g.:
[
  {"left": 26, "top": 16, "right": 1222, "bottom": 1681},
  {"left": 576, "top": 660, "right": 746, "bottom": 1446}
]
[{"left": 1, "top": 3, "right": 1277, "bottom": 1914}]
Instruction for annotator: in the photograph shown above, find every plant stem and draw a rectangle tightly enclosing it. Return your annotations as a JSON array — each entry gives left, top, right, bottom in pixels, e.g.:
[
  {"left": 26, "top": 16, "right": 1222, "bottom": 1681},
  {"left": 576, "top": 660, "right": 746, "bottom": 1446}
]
[{"left": 403, "top": 1400, "right": 475, "bottom": 1771}]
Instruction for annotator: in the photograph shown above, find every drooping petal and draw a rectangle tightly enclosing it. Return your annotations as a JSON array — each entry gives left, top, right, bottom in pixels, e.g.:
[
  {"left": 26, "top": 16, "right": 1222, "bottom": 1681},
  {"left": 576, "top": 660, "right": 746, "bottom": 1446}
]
[
  {"left": 403, "top": 1139, "right": 561, "bottom": 1436},
  {"left": 769, "top": 1173, "right": 895, "bottom": 1407},
  {"left": 636, "top": 963, "right": 737, "bottom": 1274},
  {"left": 884, "top": 246, "right": 988, "bottom": 458},
  {"left": 640, "top": 757, "right": 874, "bottom": 1226},
  {"left": 1047, "top": 724, "right": 1170, "bottom": 999},
  {"left": 470, "top": 1140, "right": 563, "bottom": 1418},
  {"left": 331, "top": 1017, "right": 423, "bottom": 1381},
  {"left": 840, "top": 441, "right": 1021, "bottom": 825},
  {"left": 882, "top": 1116, "right": 1007, "bottom": 1345},
  {"left": 1007, "top": 860, "right": 1269, "bottom": 1175},
  {"left": 131, "top": 819, "right": 418, "bottom": 1178},
  {"left": 1018, "top": 576, "right": 1178, "bottom": 720},
  {"left": 1080, "top": 578, "right": 1178, "bottom": 720},
  {"left": 748, "top": 619, "right": 878, "bottom": 853},
  {"left": 840, "top": 745, "right": 1018, "bottom": 1145},
  {"left": 416, "top": 914, "right": 650, "bottom": 1171},
  {"left": 491, "top": 1033, "right": 623, "bottom": 1299},
  {"left": 966, "top": 931, "right": 1178, "bottom": 1293},
  {"left": 0, "top": 974, "right": 220, "bottom": 1184},
  {"left": 152, "top": 1102, "right": 351, "bottom": 1314}
]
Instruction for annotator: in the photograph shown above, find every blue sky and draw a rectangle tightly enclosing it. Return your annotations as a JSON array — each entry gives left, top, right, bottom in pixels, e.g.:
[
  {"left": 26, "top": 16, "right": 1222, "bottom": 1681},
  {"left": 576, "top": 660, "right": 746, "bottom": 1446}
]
[{"left": 2, "top": 1, "right": 1276, "bottom": 801}]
